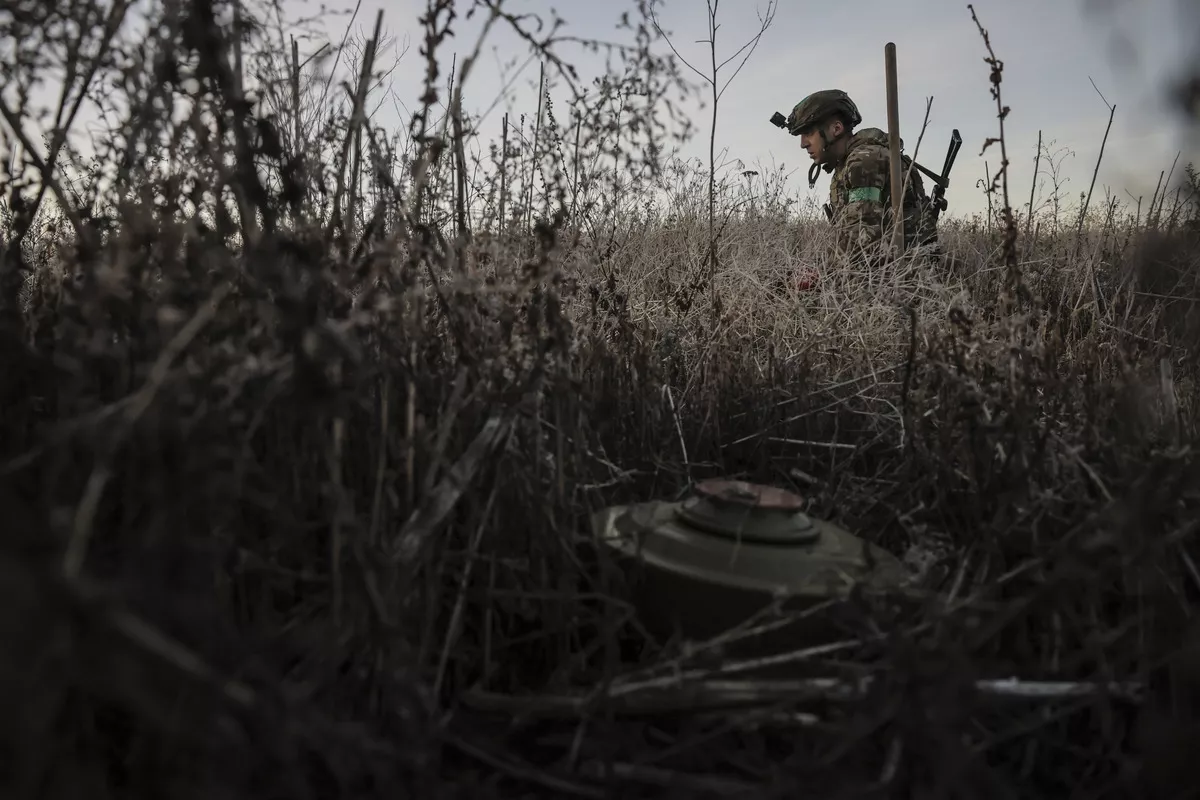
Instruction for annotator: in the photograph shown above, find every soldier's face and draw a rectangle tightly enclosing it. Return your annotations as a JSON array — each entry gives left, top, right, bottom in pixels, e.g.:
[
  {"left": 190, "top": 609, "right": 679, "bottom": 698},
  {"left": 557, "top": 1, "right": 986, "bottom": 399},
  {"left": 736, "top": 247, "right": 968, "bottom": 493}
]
[
  {"left": 800, "top": 129, "right": 824, "bottom": 163},
  {"left": 800, "top": 120, "right": 843, "bottom": 164}
]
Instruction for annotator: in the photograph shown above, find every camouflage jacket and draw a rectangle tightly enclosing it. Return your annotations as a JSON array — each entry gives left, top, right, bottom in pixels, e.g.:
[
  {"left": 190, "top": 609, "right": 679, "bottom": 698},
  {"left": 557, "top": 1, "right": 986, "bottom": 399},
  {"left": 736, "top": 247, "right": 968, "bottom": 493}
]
[{"left": 827, "top": 127, "right": 938, "bottom": 260}]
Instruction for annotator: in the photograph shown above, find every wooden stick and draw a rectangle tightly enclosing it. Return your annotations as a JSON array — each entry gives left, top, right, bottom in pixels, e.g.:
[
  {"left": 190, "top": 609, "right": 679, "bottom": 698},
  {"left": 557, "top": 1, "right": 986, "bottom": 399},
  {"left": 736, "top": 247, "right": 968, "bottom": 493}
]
[{"left": 884, "top": 43, "right": 904, "bottom": 256}]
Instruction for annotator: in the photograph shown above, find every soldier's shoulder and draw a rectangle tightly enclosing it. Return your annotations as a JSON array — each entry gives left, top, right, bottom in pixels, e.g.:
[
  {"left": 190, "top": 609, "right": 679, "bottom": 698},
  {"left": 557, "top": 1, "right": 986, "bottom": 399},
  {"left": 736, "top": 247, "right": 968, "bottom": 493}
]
[
  {"left": 840, "top": 145, "right": 889, "bottom": 189},
  {"left": 843, "top": 135, "right": 890, "bottom": 170}
]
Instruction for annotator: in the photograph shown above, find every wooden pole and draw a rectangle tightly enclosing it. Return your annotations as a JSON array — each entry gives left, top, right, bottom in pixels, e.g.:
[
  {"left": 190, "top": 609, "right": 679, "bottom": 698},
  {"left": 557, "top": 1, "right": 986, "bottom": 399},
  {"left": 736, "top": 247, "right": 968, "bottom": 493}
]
[{"left": 884, "top": 42, "right": 904, "bottom": 256}]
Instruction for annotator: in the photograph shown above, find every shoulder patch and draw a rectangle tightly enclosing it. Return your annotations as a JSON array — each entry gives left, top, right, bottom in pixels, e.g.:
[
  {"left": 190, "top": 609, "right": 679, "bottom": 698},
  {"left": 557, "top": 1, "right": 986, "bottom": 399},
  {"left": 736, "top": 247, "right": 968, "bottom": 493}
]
[{"left": 848, "top": 187, "right": 882, "bottom": 203}]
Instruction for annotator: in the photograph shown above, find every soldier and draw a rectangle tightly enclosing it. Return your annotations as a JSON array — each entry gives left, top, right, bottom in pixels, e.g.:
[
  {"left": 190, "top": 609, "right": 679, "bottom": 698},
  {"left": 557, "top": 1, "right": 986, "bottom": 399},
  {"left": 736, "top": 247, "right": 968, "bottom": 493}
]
[{"left": 785, "top": 89, "right": 939, "bottom": 264}]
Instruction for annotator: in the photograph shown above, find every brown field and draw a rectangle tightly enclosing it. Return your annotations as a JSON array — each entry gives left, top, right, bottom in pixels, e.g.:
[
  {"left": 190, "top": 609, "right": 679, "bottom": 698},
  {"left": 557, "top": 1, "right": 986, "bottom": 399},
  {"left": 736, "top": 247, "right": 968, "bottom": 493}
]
[{"left": 2, "top": 1, "right": 1199, "bottom": 798}]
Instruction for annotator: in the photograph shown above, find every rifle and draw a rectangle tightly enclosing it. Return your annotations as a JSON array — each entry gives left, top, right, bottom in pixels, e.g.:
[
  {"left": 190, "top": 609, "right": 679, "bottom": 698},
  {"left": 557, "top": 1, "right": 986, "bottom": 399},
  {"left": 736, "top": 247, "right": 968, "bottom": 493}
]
[{"left": 909, "top": 129, "right": 962, "bottom": 224}]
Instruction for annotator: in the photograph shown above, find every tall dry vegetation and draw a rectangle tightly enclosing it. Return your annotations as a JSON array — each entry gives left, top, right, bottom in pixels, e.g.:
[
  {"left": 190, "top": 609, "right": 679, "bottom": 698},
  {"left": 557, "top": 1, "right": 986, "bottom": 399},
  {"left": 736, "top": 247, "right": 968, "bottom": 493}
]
[{"left": 2, "top": 0, "right": 1200, "bottom": 797}]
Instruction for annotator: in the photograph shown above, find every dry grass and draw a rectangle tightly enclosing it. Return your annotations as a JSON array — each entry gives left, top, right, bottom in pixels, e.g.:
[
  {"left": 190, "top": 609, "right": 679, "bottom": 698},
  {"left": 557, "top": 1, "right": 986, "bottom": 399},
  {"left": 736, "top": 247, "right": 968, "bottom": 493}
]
[{"left": 2, "top": 1, "right": 1200, "bottom": 798}]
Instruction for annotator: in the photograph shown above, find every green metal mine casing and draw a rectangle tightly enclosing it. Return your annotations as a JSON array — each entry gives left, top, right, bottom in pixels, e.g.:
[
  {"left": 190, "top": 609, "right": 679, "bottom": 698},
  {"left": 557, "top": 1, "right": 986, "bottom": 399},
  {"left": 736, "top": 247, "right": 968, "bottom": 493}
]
[{"left": 591, "top": 479, "right": 911, "bottom": 650}]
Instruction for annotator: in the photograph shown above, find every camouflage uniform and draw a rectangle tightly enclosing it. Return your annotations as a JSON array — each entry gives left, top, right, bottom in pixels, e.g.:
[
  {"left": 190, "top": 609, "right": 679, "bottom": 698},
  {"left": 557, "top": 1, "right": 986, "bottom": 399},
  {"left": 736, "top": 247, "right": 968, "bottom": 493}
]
[
  {"left": 786, "top": 90, "right": 939, "bottom": 264},
  {"left": 827, "top": 127, "right": 938, "bottom": 260}
]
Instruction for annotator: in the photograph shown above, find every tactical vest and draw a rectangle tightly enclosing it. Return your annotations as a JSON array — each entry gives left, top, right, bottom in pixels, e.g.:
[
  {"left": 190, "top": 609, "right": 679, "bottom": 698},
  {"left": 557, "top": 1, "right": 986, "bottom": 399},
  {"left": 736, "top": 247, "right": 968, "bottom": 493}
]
[{"left": 824, "top": 128, "right": 939, "bottom": 251}]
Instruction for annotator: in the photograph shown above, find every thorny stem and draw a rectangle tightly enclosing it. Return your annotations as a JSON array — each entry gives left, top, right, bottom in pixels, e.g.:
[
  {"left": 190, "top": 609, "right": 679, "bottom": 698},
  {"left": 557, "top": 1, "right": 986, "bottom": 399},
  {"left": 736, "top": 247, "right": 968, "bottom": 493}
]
[{"left": 968, "top": 4, "right": 1020, "bottom": 301}]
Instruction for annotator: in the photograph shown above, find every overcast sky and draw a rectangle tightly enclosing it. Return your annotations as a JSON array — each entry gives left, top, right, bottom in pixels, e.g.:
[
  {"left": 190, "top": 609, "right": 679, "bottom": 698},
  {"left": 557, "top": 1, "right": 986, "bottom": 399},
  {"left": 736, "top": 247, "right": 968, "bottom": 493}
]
[
  {"left": 285, "top": 0, "right": 1199, "bottom": 220},
  {"left": 11, "top": 0, "right": 1196, "bottom": 221}
]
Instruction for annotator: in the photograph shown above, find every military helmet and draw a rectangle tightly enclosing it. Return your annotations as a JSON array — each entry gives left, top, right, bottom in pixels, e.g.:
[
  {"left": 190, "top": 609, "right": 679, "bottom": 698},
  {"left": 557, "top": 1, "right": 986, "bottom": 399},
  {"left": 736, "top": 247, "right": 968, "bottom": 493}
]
[{"left": 786, "top": 90, "right": 862, "bottom": 136}]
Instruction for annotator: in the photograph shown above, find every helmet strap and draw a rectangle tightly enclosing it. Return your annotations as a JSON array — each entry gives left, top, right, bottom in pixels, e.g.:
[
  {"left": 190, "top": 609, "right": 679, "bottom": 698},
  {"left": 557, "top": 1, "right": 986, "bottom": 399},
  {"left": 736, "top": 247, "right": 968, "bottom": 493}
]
[
  {"left": 823, "top": 121, "right": 851, "bottom": 158},
  {"left": 806, "top": 121, "right": 851, "bottom": 188},
  {"left": 808, "top": 161, "right": 821, "bottom": 188}
]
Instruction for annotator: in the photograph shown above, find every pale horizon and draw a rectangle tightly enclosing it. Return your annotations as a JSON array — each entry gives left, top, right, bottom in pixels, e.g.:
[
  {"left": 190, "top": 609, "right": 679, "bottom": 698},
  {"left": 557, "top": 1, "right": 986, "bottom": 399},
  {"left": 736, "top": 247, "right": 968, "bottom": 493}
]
[
  {"left": 286, "top": 0, "right": 1199, "bottom": 222},
  {"left": 9, "top": 0, "right": 1200, "bottom": 225}
]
